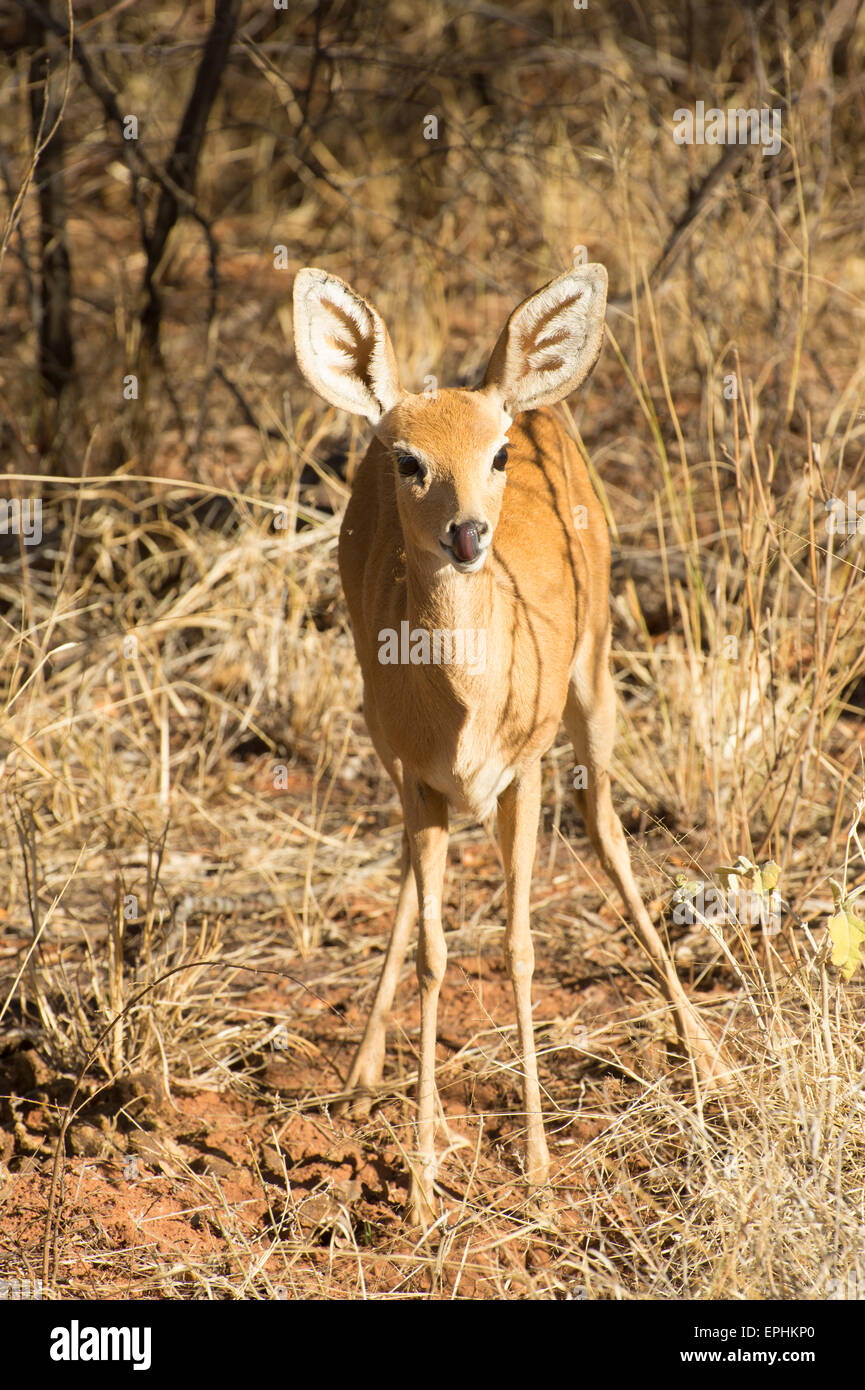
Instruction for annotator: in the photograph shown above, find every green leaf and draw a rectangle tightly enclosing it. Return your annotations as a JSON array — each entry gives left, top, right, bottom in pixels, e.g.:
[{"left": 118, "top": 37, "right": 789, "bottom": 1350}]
[
  {"left": 827, "top": 900, "right": 865, "bottom": 980},
  {"left": 716, "top": 857, "right": 781, "bottom": 897},
  {"left": 761, "top": 860, "right": 781, "bottom": 892},
  {"left": 673, "top": 872, "right": 702, "bottom": 898}
]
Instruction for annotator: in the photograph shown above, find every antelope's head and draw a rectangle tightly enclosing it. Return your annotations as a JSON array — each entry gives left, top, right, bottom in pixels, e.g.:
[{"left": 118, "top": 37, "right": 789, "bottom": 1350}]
[{"left": 293, "top": 264, "right": 608, "bottom": 574}]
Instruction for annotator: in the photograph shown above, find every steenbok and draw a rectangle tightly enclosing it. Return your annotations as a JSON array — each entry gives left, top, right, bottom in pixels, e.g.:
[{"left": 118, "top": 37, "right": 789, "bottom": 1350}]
[{"left": 293, "top": 264, "right": 726, "bottom": 1224}]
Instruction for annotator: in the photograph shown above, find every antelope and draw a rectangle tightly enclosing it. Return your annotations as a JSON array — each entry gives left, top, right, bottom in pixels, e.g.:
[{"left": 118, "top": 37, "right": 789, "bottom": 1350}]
[{"left": 293, "top": 264, "right": 725, "bottom": 1225}]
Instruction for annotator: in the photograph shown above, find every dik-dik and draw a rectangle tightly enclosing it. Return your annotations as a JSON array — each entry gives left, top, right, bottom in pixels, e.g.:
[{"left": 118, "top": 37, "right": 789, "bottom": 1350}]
[{"left": 293, "top": 264, "right": 724, "bottom": 1224}]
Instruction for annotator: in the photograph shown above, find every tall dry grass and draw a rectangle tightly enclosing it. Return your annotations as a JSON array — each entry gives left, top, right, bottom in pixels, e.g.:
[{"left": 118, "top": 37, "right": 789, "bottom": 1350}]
[{"left": 1, "top": 0, "right": 864, "bottom": 1297}]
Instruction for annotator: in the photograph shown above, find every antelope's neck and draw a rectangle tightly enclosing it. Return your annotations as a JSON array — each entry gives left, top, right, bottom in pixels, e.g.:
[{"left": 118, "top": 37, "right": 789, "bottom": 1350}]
[{"left": 401, "top": 556, "right": 508, "bottom": 694}]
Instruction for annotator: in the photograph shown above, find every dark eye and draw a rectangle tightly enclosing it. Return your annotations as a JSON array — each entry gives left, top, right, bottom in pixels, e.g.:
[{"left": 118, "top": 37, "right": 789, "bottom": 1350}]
[
  {"left": 397, "top": 452, "right": 422, "bottom": 478},
  {"left": 492, "top": 446, "right": 508, "bottom": 471}
]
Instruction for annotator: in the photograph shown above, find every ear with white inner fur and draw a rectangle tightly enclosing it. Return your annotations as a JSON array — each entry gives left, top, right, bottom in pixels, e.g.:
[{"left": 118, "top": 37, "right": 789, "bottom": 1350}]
[
  {"left": 293, "top": 267, "right": 403, "bottom": 423},
  {"left": 482, "top": 264, "right": 608, "bottom": 416}
]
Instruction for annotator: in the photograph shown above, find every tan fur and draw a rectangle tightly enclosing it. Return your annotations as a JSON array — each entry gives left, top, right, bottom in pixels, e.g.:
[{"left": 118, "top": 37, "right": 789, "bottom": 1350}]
[
  {"left": 340, "top": 397, "right": 604, "bottom": 821},
  {"left": 293, "top": 266, "right": 728, "bottom": 1227}
]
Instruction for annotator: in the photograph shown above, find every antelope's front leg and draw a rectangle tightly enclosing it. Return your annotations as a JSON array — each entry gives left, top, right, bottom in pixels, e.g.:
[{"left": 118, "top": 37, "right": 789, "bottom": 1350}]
[
  {"left": 404, "top": 781, "right": 449, "bottom": 1226},
  {"left": 339, "top": 832, "right": 416, "bottom": 1116},
  {"left": 497, "top": 762, "right": 549, "bottom": 1188}
]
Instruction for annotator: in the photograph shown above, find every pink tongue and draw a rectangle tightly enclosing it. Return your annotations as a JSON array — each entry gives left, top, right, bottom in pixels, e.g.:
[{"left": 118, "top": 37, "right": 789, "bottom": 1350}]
[{"left": 453, "top": 524, "right": 478, "bottom": 561}]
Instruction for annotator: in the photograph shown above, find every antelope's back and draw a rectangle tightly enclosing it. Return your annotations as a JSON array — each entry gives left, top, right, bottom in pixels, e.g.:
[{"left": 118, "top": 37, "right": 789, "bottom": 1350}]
[{"left": 493, "top": 406, "right": 610, "bottom": 630}]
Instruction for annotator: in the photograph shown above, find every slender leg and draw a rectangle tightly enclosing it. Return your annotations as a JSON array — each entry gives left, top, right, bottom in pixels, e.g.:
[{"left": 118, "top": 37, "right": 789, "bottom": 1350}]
[
  {"left": 403, "top": 780, "right": 449, "bottom": 1226},
  {"left": 338, "top": 832, "right": 417, "bottom": 1116},
  {"left": 497, "top": 762, "right": 550, "bottom": 1187},
  {"left": 565, "top": 648, "right": 728, "bottom": 1087}
]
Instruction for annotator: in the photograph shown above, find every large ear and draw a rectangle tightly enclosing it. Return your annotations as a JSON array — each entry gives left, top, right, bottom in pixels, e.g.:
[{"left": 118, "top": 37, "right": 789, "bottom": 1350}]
[
  {"left": 293, "top": 267, "right": 403, "bottom": 423},
  {"left": 482, "top": 264, "right": 608, "bottom": 415}
]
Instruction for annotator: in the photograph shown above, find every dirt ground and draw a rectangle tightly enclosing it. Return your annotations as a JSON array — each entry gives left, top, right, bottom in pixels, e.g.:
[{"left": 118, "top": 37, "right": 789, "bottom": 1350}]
[
  {"left": 1, "top": 750, "right": 742, "bottom": 1301},
  {"left": 3, "top": 0, "right": 865, "bottom": 1305}
]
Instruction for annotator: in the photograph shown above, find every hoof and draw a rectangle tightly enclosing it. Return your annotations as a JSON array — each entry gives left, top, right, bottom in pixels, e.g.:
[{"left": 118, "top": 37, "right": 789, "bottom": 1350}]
[
  {"left": 689, "top": 1035, "right": 736, "bottom": 1094},
  {"left": 406, "top": 1177, "right": 438, "bottom": 1229},
  {"left": 334, "top": 1089, "right": 375, "bottom": 1120}
]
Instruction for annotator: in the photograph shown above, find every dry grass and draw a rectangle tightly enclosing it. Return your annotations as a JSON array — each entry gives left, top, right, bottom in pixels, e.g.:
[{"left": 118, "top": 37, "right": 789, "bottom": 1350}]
[{"left": 1, "top": 0, "right": 865, "bottom": 1299}]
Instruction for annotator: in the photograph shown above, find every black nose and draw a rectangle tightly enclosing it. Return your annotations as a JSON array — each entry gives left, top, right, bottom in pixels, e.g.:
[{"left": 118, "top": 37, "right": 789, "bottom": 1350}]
[{"left": 451, "top": 522, "right": 481, "bottom": 562}]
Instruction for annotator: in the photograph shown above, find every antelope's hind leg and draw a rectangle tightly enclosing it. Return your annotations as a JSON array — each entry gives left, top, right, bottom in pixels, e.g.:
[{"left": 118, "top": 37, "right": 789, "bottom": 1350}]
[{"left": 564, "top": 645, "right": 728, "bottom": 1088}]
